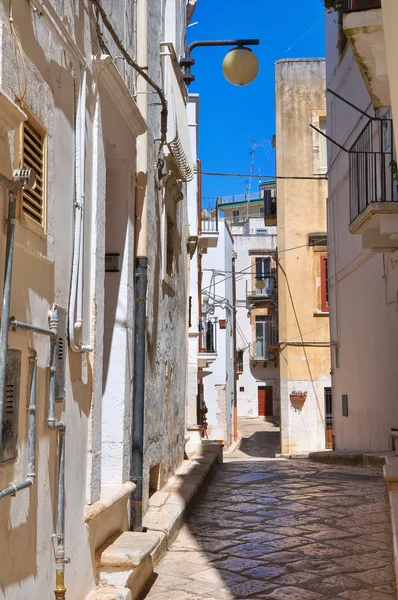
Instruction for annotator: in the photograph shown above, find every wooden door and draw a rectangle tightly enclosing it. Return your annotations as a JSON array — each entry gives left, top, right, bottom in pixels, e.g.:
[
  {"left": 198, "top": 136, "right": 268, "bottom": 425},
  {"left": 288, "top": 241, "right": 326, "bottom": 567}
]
[
  {"left": 265, "top": 386, "right": 273, "bottom": 416},
  {"left": 258, "top": 386, "right": 266, "bottom": 416},
  {"left": 325, "top": 387, "right": 333, "bottom": 449}
]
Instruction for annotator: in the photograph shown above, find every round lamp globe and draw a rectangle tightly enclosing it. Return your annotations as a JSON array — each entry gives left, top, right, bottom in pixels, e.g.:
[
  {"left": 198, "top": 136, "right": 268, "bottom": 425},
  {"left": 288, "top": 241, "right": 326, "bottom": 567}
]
[{"left": 222, "top": 47, "right": 259, "bottom": 86}]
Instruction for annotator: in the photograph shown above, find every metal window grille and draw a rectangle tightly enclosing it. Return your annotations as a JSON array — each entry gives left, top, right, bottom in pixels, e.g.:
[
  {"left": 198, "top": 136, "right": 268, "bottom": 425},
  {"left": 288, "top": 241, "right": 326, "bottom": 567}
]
[
  {"left": 349, "top": 118, "right": 397, "bottom": 223},
  {"left": 255, "top": 315, "right": 278, "bottom": 360}
]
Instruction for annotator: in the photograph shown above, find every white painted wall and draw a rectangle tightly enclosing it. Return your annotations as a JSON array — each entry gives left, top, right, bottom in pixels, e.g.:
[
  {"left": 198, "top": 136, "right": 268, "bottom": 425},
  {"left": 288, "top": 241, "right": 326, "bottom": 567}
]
[
  {"left": 202, "top": 224, "right": 234, "bottom": 446},
  {"left": 326, "top": 12, "right": 398, "bottom": 451},
  {"left": 232, "top": 224, "right": 280, "bottom": 418},
  {"left": 0, "top": 1, "right": 190, "bottom": 598},
  {"left": 186, "top": 95, "right": 200, "bottom": 429}
]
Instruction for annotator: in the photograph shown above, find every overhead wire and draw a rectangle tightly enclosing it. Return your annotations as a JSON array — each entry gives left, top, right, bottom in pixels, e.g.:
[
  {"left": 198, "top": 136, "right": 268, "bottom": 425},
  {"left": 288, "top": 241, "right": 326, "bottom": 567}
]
[
  {"left": 197, "top": 171, "right": 327, "bottom": 181},
  {"left": 9, "top": 0, "right": 27, "bottom": 103},
  {"left": 201, "top": 239, "right": 327, "bottom": 292}
]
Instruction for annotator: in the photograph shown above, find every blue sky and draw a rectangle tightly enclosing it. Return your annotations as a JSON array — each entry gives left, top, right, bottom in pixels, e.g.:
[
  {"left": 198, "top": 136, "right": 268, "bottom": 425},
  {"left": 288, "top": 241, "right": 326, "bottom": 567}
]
[{"left": 187, "top": 0, "right": 326, "bottom": 206}]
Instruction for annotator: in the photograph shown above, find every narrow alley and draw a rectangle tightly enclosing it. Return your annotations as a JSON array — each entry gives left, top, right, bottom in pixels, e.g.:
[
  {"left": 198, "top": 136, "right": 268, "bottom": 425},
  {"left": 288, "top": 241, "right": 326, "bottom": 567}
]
[{"left": 144, "top": 418, "right": 396, "bottom": 600}]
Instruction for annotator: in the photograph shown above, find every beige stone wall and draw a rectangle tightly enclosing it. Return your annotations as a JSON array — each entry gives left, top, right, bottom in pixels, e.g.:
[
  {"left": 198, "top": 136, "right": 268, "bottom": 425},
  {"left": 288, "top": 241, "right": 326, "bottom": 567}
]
[{"left": 275, "top": 59, "right": 331, "bottom": 454}]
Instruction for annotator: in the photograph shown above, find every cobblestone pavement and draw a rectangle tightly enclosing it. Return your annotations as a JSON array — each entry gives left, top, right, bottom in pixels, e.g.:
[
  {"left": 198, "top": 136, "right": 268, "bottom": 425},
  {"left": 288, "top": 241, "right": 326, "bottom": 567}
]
[{"left": 144, "top": 419, "right": 396, "bottom": 599}]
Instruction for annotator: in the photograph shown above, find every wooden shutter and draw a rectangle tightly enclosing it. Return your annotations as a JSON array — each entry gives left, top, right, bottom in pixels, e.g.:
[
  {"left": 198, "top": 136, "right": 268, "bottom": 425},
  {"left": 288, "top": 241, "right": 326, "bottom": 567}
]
[
  {"left": 20, "top": 117, "right": 46, "bottom": 230},
  {"left": 321, "top": 256, "right": 329, "bottom": 313}
]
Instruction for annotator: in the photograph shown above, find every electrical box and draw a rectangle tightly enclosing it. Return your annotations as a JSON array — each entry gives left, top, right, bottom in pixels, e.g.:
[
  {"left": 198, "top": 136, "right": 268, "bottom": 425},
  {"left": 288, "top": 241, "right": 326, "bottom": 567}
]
[
  {"left": 55, "top": 306, "right": 67, "bottom": 401},
  {"left": 1, "top": 349, "right": 21, "bottom": 463},
  {"left": 105, "top": 253, "right": 120, "bottom": 272}
]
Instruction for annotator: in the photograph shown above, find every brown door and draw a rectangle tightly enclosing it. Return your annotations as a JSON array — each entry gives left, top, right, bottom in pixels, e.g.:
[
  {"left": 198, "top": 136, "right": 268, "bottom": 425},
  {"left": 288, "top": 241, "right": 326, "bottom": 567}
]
[
  {"left": 258, "top": 387, "right": 266, "bottom": 416},
  {"left": 265, "top": 386, "right": 273, "bottom": 416},
  {"left": 325, "top": 387, "right": 333, "bottom": 449}
]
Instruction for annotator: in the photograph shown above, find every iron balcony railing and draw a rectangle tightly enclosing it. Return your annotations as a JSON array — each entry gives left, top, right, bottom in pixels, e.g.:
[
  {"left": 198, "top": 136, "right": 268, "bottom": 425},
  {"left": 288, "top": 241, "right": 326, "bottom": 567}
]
[
  {"left": 254, "top": 318, "right": 278, "bottom": 361},
  {"left": 246, "top": 269, "right": 277, "bottom": 300},
  {"left": 201, "top": 319, "right": 217, "bottom": 353},
  {"left": 343, "top": 0, "right": 381, "bottom": 11},
  {"left": 201, "top": 200, "right": 219, "bottom": 233},
  {"left": 349, "top": 118, "right": 398, "bottom": 223}
]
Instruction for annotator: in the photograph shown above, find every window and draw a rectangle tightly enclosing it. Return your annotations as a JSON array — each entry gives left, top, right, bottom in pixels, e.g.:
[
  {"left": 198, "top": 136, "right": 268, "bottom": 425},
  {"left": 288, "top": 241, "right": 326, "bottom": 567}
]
[
  {"left": 255, "top": 257, "right": 271, "bottom": 295},
  {"left": 19, "top": 113, "right": 47, "bottom": 235},
  {"left": 319, "top": 117, "right": 327, "bottom": 170},
  {"left": 259, "top": 206, "right": 264, "bottom": 216},
  {"left": 236, "top": 349, "right": 243, "bottom": 373},
  {"left": 320, "top": 256, "right": 329, "bottom": 313},
  {"left": 232, "top": 210, "right": 240, "bottom": 222},
  {"left": 255, "top": 315, "right": 271, "bottom": 359},
  {"left": 239, "top": 386, "right": 245, "bottom": 392}
]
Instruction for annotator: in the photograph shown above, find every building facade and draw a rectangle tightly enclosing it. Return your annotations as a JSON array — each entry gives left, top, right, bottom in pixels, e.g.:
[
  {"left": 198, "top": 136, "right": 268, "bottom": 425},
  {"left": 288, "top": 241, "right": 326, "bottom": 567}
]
[
  {"left": 275, "top": 59, "right": 331, "bottom": 454},
  {"left": 326, "top": 1, "right": 398, "bottom": 451},
  {"left": 220, "top": 192, "right": 280, "bottom": 421},
  {"left": 201, "top": 223, "right": 235, "bottom": 446},
  {"left": 0, "top": 1, "right": 193, "bottom": 599}
]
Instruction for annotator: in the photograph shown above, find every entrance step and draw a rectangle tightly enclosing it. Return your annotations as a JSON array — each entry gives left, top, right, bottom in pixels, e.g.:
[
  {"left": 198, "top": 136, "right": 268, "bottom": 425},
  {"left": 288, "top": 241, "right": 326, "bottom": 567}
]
[
  {"left": 309, "top": 450, "right": 393, "bottom": 466},
  {"left": 86, "top": 587, "right": 132, "bottom": 600},
  {"left": 95, "top": 531, "right": 163, "bottom": 599}
]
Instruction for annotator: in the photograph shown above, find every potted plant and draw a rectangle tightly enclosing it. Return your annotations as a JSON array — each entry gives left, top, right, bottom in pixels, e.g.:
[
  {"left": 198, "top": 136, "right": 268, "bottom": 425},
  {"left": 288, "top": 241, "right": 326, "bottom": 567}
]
[
  {"left": 323, "top": 0, "right": 344, "bottom": 15},
  {"left": 290, "top": 390, "right": 307, "bottom": 412}
]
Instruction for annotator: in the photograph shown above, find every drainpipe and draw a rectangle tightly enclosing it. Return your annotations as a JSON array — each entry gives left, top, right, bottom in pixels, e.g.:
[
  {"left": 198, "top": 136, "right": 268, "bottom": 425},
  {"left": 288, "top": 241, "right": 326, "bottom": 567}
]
[
  {"left": 48, "top": 308, "right": 68, "bottom": 600},
  {"left": 232, "top": 254, "right": 238, "bottom": 441},
  {"left": 0, "top": 188, "right": 17, "bottom": 454},
  {"left": 130, "top": 0, "right": 148, "bottom": 532},
  {"left": 0, "top": 349, "right": 37, "bottom": 499}
]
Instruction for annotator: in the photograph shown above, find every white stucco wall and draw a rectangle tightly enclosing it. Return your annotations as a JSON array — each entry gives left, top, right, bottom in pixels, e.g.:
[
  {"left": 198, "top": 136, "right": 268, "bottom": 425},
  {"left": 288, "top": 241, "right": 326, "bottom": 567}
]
[
  {"left": 202, "top": 224, "right": 234, "bottom": 447},
  {"left": 0, "top": 1, "right": 190, "bottom": 598},
  {"left": 232, "top": 225, "right": 280, "bottom": 418},
  {"left": 326, "top": 12, "right": 398, "bottom": 451}
]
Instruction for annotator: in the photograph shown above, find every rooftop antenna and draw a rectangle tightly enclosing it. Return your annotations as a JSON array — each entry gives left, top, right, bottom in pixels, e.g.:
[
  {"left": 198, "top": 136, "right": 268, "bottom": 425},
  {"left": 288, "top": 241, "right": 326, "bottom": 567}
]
[{"left": 245, "top": 138, "right": 260, "bottom": 222}]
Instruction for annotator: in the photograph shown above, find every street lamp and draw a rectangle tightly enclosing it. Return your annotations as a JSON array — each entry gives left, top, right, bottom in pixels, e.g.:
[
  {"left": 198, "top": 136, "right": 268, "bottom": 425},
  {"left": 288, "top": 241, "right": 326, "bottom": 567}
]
[{"left": 180, "top": 39, "right": 260, "bottom": 87}]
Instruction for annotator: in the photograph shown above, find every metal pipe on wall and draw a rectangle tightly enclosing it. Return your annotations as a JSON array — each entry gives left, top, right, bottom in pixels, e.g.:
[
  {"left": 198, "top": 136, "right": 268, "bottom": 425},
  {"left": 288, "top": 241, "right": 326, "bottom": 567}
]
[
  {"left": 130, "top": 0, "right": 148, "bottom": 532},
  {"left": 0, "top": 192, "right": 17, "bottom": 455},
  {"left": 232, "top": 254, "right": 238, "bottom": 441},
  {"left": 0, "top": 350, "right": 37, "bottom": 500}
]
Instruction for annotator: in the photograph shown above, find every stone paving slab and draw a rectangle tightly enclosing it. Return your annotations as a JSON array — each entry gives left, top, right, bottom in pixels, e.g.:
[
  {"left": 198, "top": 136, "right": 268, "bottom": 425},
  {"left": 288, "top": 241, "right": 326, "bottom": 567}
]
[{"left": 143, "top": 418, "right": 396, "bottom": 599}]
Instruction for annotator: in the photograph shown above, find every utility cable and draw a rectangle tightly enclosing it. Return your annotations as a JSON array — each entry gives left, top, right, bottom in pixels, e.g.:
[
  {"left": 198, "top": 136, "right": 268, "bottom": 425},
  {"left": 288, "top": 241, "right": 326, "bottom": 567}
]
[
  {"left": 197, "top": 171, "right": 327, "bottom": 181},
  {"left": 86, "top": 0, "right": 168, "bottom": 150},
  {"left": 9, "top": 0, "right": 27, "bottom": 103},
  {"left": 277, "top": 260, "right": 323, "bottom": 422},
  {"left": 201, "top": 239, "right": 327, "bottom": 292}
]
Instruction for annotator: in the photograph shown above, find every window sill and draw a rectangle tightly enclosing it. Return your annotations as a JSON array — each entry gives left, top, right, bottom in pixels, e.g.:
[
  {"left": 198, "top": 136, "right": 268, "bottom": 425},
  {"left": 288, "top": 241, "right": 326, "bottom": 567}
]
[{"left": 314, "top": 311, "right": 329, "bottom": 317}]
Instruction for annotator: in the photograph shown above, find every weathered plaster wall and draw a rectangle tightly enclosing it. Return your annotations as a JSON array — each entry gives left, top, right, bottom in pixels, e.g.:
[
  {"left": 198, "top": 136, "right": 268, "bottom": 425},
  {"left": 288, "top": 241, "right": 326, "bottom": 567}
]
[
  {"left": 0, "top": 0, "right": 189, "bottom": 598},
  {"left": 202, "top": 224, "right": 234, "bottom": 446},
  {"left": 326, "top": 13, "right": 398, "bottom": 451},
  {"left": 142, "top": 0, "right": 188, "bottom": 506},
  {"left": 275, "top": 59, "right": 331, "bottom": 454}
]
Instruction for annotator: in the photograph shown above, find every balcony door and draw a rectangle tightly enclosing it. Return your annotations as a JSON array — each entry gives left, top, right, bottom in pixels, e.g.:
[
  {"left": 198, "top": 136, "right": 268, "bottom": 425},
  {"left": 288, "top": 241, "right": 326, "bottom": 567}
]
[{"left": 255, "top": 257, "right": 271, "bottom": 296}]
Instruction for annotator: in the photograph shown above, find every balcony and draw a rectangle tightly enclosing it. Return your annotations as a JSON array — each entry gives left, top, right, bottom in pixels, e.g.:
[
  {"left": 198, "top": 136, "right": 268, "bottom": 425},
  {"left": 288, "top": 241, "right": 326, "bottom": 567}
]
[
  {"left": 349, "top": 117, "right": 398, "bottom": 251},
  {"left": 246, "top": 271, "right": 277, "bottom": 302},
  {"left": 263, "top": 191, "right": 277, "bottom": 226},
  {"left": 199, "top": 209, "right": 219, "bottom": 250},
  {"left": 343, "top": 0, "right": 389, "bottom": 108},
  {"left": 250, "top": 317, "right": 279, "bottom": 365},
  {"left": 198, "top": 319, "right": 217, "bottom": 367}
]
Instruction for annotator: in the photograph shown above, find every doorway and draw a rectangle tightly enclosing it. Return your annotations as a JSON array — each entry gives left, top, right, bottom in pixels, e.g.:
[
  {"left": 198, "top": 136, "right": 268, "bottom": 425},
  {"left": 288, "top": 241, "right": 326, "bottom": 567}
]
[
  {"left": 324, "top": 387, "right": 333, "bottom": 449},
  {"left": 258, "top": 386, "right": 273, "bottom": 417}
]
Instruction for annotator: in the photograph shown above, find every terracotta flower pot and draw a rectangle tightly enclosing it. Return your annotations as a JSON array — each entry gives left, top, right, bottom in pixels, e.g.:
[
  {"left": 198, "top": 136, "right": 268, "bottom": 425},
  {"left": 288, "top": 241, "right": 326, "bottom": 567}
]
[{"left": 289, "top": 392, "right": 307, "bottom": 412}]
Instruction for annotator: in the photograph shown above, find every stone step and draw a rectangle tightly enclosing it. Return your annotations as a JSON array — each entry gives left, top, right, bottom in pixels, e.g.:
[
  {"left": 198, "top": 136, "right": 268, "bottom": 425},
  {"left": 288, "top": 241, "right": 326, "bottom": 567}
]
[
  {"left": 96, "top": 531, "right": 163, "bottom": 600},
  {"left": 86, "top": 586, "right": 132, "bottom": 600}
]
